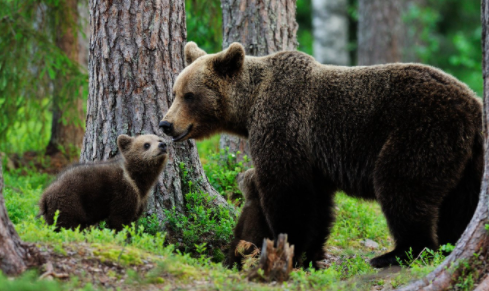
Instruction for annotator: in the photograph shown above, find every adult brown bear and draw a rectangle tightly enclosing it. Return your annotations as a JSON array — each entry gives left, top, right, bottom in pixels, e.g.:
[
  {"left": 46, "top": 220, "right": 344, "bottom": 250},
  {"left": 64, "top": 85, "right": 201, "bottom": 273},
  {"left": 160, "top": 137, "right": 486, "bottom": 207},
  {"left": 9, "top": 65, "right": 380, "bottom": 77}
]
[{"left": 160, "top": 42, "right": 483, "bottom": 268}]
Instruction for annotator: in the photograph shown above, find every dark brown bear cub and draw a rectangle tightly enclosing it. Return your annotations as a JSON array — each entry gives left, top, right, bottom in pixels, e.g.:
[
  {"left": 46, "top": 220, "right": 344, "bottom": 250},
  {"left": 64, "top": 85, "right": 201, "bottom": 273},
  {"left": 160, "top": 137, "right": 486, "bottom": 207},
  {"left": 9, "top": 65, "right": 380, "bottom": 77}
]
[
  {"left": 227, "top": 168, "right": 272, "bottom": 269},
  {"left": 39, "top": 134, "right": 168, "bottom": 231},
  {"left": 161, "top": 42, "right": 483, "bottom": 269}
]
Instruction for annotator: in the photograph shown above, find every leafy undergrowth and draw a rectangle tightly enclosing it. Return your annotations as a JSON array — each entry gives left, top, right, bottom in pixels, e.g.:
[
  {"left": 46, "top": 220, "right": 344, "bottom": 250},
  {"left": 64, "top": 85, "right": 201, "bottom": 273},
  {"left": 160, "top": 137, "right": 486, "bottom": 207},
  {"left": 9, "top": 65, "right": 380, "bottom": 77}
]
[{"left": 0, "top": 137, "right": 449, "bottom": 290}]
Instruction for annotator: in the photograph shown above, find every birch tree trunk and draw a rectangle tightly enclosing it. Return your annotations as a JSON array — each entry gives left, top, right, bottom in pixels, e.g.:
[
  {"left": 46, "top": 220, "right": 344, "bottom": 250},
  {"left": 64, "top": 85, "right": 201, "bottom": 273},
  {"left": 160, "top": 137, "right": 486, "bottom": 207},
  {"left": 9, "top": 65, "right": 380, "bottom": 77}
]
[
  {"left": 46, "top": 0, "right": 85, "bottom": 155},
  {"left": 357, "top": 0, "right": 403, "bottom": 65},
  {"left": 312, "top": 0, "right": 350, "bottom": 66},
  {"left": 396, "top": 1, "right": 489, "bottom": 289},
  {"left": 0, "top": 164, "right": 44, "bottom": 275},
  {"left": 81, "top": 0, "right": 227, "bottom": 225},
  {"left": 219, "top": 0, "right": 298, "bottom": 161}
]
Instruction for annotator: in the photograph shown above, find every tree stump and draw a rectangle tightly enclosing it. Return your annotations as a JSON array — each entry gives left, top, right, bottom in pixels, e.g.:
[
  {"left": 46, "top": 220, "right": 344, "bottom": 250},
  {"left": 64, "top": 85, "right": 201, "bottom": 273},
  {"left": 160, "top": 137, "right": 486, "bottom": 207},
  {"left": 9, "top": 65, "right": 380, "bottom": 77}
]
[{"left": 248, "top": 233, "right": 294, "bottom": 282}]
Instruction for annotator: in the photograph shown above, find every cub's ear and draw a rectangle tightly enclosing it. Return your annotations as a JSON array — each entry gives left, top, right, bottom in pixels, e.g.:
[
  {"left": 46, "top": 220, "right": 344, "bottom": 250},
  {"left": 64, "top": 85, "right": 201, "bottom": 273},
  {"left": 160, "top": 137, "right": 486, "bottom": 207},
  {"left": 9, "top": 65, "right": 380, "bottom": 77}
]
[
  {"left": 213, "top": 42, "right": 245, "bottom": 78},
  {"left": 185, "top": 42, "right": 207, "bottom": 67},
  {"left": 117, "top": 134, "right": 134, "bottom": 152}
]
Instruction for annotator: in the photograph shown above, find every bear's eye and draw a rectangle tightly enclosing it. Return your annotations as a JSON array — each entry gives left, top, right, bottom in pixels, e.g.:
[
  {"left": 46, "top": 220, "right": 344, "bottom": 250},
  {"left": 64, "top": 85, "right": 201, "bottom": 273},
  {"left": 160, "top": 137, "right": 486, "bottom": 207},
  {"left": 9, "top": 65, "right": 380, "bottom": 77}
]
[
  {"left": 144, "top": 143, "right": 150, "bottom": 150},
  {"left": 184, "top": 92, "right": 194, "bottom": 101}
]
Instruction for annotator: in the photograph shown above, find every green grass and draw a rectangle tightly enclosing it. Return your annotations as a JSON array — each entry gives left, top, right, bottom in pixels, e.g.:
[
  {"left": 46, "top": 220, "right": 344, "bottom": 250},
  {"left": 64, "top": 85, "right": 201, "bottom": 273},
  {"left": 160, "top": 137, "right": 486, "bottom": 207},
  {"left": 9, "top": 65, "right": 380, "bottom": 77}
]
[{"left": 0, "top": 137, "right": 449, "bottom": 289}]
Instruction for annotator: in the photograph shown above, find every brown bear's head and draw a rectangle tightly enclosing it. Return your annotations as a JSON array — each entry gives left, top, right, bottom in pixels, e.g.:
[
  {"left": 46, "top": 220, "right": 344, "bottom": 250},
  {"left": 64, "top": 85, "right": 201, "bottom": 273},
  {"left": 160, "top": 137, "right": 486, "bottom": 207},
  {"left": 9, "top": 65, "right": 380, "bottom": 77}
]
[
  {"left": 117, "top": 134, "right": 168, "bottom": 167},
  {"left": 160, "top": 42, "right": 246, "bottom": 142}
]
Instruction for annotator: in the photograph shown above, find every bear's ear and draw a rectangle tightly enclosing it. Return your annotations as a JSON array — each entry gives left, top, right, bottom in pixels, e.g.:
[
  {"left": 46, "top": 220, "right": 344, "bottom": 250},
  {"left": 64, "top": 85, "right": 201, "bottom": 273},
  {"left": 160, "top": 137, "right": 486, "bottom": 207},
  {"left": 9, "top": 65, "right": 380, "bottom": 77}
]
[
  {"left": 185, "top": 42, "right": 207, "bottom": 67},
  {"left": 117, "top": 134, "right": 134, "bottom": 152},
  {"left": 213, "top": 42, "right": 245, "bottom": 78}
]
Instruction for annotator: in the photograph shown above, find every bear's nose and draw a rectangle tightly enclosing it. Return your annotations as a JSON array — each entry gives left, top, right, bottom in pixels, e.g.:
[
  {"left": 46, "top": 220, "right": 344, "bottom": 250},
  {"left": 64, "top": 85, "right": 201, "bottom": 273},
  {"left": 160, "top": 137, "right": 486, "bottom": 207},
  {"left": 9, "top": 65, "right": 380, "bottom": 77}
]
[
  {"left": 158, "top": 142, "right": 167, "bottom": 151},
  {"left": 159, "top": 121, "right": 173, "bottom": 135}
]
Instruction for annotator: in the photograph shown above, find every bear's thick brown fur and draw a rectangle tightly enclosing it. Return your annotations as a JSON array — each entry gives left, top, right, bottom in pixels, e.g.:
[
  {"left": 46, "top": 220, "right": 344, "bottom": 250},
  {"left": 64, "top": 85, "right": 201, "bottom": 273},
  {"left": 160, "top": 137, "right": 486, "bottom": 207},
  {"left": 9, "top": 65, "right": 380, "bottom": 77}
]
[
  {"left": 227, "top": 168, "right": 272, "bottom": 269},
  {"left": 39, "top": 134, "right": 168, "bottom": 231},
  {"left": 161, "top": 42, "right": 483, "bottom": 268}
]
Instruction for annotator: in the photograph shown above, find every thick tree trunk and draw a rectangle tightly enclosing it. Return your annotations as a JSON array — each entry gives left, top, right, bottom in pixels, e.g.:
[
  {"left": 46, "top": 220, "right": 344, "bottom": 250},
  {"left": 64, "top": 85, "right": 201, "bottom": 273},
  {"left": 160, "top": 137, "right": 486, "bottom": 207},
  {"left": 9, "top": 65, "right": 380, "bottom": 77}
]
[
  {"left": 312, "top": 0, "right": 350, "bottom": 66},
  {"left": 46, "top": 0, "right": 85, "bottom": 155},
  {"left": 219, "top": 0, "right": 298, "bottom": 161},
  {"left": 396, "top": 1, "right": 489, "bottom": 289},
  {"left": 81, "top": 0, "right": 227, "bottom": 225},
  {"left": 0, "top": 164, "right": 44, "bottom": 275},
  {"left": 357, "top": 0, "right": 403, "bottom": 65}
]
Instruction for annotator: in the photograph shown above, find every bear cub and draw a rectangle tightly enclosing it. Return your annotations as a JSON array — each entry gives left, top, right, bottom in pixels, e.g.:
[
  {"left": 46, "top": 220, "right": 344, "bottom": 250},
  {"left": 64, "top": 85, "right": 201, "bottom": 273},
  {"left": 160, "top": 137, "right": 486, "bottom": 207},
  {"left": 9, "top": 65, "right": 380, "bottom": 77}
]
[
  {"left": 227, "top": 168, "right": 273, "bottom": 269},
  {"left": 39, "top": 134, "right": 168, "bottom": 231}
]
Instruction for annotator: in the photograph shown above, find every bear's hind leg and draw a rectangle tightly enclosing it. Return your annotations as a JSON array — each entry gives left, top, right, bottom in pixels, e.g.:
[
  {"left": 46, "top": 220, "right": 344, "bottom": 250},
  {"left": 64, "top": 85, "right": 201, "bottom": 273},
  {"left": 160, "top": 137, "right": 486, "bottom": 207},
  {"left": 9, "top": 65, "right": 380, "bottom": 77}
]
[
  {"left": 371, "top": 127, "right": 468, "bottom": 268},
  {"left": 437, "top": 136, "right": 482, "bottom": 248},
  {"left": 370, "top": 191, "right": 439, "bottom": 268}
]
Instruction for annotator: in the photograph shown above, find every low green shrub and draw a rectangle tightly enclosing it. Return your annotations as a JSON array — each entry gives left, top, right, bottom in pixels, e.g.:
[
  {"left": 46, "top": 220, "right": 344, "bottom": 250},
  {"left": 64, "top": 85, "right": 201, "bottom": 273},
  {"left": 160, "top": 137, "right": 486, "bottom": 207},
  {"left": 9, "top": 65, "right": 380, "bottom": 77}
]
[{"left": 163, "top": 185, "right": 236, "bottom": 262}]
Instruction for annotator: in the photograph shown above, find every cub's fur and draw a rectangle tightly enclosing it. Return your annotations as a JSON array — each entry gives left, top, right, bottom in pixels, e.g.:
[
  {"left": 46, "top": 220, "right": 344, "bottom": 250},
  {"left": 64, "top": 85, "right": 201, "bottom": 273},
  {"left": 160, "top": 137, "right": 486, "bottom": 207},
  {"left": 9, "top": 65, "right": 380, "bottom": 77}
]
[
  {"left": 161, "top": 42, "right": 483, "bottom": 268},
  {"left": 227, "top": 168, "right": 272, "bottom": 269},
  {"left": 39, "top": 134, "right": 168, "bottom": 231}
]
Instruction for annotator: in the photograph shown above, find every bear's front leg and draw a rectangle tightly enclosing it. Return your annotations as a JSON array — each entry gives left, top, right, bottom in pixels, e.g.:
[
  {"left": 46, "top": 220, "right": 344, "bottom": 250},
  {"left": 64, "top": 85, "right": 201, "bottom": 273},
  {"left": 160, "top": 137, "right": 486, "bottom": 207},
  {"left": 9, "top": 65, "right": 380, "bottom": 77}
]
[
  {"left": 107, "top": 195, "right": 138, "bottom": 231},
  {"left": 252, "top": 153, "right": 336, "bottom": 269}
]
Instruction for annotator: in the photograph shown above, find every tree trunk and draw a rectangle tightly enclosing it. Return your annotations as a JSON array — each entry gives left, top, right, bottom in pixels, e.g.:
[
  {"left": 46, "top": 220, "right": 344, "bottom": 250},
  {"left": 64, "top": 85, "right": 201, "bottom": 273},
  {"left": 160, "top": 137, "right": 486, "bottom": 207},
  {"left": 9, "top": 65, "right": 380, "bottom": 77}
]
[
  {"left": 312, "top": 0, "right": 350, "bottom": 66},
  {"left": 219, "top": 0, "right": 298, "bottom": 161},
  {"left": 81, "top": 0, "right": 227, "bottom": 225},
  {"left": 357, "top": 0, "right": 403, "bottom": 65},
  {"left": 396, "top": 1, "right": 489, "bottom": 289},
  {"left": 0, "top": 164, "right": 44, "bottom": 275},
  {"left": 46, "top": 0, "right": 85, "bottom": 155}
]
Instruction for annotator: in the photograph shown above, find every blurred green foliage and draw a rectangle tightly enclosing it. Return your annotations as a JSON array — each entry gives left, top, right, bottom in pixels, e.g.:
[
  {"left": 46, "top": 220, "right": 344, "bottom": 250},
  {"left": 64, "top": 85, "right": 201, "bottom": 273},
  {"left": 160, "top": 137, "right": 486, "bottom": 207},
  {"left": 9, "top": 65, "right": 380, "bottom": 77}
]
[
  {"left": 186, "top": 0, "right": 222, "bottom": 53},
  {"left": 0, "top": 0, "right": 88, "bottom": 154},
  {"left": 403, "top": 0, "right": 482, "bottom": 96}
]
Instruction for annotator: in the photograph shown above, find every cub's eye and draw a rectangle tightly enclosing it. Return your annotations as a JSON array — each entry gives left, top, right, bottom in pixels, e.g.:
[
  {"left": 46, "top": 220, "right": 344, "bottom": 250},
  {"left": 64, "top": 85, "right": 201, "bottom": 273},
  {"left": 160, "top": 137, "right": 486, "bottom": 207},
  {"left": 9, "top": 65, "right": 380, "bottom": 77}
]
[
  {"left": 144, "top": 143, "right": 150, "bottom": 150},
  {"left": 184, "top": 92, "right": 194, "bottom": 101}
]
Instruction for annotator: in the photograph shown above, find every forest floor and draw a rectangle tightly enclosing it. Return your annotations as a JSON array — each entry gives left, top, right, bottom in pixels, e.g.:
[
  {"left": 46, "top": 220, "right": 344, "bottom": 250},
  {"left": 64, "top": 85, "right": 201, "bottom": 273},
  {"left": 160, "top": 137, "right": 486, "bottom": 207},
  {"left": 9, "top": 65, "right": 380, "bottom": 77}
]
[{"left": 0, "top": 136, "right": 450, "bottom": 290}]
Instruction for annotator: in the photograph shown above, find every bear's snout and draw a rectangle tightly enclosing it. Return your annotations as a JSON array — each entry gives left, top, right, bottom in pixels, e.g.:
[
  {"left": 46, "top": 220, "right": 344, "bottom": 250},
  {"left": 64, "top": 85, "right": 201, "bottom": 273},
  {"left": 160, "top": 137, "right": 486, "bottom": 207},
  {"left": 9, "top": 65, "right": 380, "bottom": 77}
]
[
  {"left": 159, "top": 121, "right": 173, "bottom": 135},
  {"left": 158, "top": 142, "right": 167, "bottom": 152}
]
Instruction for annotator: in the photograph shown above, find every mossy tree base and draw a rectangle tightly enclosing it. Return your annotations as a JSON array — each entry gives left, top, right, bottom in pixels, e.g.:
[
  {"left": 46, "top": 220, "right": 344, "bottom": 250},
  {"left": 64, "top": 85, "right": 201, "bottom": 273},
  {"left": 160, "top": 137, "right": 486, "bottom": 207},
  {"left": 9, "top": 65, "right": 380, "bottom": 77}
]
[{"left": 0, "top": 164, "right": 44, "bottom": 275}]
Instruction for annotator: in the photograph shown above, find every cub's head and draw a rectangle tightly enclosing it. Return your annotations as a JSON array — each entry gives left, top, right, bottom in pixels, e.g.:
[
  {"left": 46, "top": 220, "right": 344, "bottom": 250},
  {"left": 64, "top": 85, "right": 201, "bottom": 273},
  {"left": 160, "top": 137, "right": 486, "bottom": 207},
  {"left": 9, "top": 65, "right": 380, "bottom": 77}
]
[
  {"left": 237, "top": 168, "right": 259, "bottom": 202},
  {"left": 117, "top": 134, "right": 168, "bottom": 167},
  {"left": 159, "top": 41, "right": 246, "bottom": 142}
]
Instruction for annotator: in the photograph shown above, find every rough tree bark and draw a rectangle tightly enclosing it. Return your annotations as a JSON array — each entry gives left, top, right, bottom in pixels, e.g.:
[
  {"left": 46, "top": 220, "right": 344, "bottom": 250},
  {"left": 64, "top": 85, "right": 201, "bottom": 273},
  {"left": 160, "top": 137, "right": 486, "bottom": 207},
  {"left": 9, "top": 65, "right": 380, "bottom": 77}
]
[
  {"left": 357, "top": 0, "right": 403, "bottom": 65},
  {"left": 81, "top": 0, "right": 227, "bottom": 224},
  {"left": 312, "top": 0, "right": 350, "bottom": 66},
  {"left": 46, "top": 0, "right": 85, "bottom": 155},
  {"left": 0, "top": 164, "right": 44, "bottom": 275},
  {"left": 219, "top": 0, "right": 298, "bottom": 160},
  {"left": 396, "top": 1, "right": 489, "bottom": 289}
]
